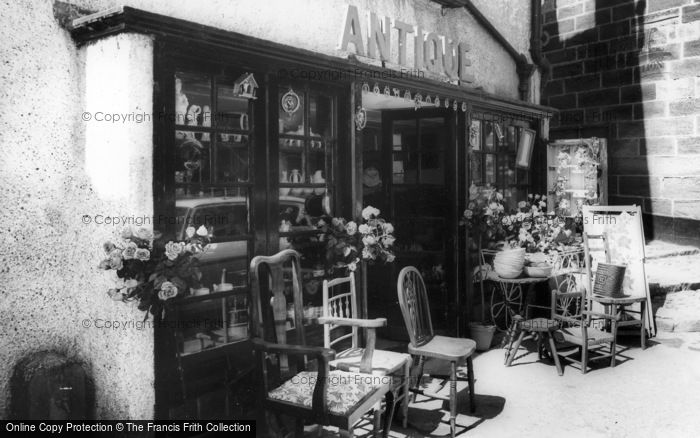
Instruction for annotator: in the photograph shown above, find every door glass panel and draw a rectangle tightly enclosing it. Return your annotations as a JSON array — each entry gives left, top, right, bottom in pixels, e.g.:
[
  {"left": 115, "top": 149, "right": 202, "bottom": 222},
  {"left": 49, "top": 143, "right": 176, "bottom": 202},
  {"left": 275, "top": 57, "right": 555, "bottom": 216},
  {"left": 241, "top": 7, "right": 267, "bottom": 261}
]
[
  {"left": 392, "top": 119, "right": 417, "bottom": 184},
  {"left": 419, "top": 118, "right": 445, "bottom": 185}
]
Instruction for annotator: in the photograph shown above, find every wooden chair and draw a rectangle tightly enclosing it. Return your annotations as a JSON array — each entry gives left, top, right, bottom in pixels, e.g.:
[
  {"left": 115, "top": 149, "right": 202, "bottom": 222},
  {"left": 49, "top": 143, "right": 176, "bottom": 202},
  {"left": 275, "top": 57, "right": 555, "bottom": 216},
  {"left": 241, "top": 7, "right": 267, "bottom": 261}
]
[
  {"left": 321, "top": 273, "right": 412, "bottom": 428},
  {"left": 584, "top": 232, "right": 648, "bottom": 349},
  {"left": 250, "top": 249, "right": 393, "bottom": 437},
  {"left": 396, "top": 266, "right": 476, "bottom": 438},
  {"left": 551, "top": 289, "right": 619, "bottom": 374}
]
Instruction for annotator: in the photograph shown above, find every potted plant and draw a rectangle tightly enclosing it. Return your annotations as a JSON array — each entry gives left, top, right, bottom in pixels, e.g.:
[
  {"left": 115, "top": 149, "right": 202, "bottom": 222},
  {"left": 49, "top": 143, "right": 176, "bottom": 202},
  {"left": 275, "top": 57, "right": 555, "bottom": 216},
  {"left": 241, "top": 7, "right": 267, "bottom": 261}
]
[{"left": 462, "top": 184, "right": 507, "bottom": 350}]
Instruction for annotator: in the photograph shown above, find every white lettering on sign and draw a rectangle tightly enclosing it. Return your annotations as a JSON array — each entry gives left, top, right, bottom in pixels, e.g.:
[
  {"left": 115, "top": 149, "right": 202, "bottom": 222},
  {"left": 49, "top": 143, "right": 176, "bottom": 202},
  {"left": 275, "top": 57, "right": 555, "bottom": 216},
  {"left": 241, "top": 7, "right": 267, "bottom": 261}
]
[{"left": 339, "top": 5, "right": 473, "bottom": 82}]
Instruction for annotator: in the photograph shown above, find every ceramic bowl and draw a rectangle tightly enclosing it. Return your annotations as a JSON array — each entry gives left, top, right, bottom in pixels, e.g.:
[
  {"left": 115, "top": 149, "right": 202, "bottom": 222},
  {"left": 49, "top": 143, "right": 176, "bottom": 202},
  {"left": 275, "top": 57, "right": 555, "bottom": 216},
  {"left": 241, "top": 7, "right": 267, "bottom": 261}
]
[{"left": 524, "top": 266, "right": 553, "bottom": 277}]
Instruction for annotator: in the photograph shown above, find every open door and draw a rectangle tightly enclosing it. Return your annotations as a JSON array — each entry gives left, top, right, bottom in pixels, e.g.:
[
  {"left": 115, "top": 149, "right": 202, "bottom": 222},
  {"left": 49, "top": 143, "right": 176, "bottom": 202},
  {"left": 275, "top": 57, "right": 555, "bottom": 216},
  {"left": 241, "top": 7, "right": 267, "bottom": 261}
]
[{"left": 360, "top": 95, "right": 458, "bottom": 337}]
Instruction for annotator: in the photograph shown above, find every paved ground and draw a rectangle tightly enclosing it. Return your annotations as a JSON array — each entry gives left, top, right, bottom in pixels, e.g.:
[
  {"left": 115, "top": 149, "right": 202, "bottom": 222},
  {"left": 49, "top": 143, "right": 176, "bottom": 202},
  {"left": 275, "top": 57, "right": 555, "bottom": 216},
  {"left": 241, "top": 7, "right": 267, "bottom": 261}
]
[
  {"left": 389, "top": 331, "right": 700, "bottom": 438},
  {"left": 312, "top": 331, "right": 700, "bottom": 437}
]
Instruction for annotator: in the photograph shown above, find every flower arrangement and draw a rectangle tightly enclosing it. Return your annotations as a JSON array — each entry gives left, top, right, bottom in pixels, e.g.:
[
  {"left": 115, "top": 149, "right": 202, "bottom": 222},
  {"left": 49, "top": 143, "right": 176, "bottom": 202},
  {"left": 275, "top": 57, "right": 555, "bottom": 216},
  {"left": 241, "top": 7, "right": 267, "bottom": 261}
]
[
  {"left": 99, "top": 225, "right": 210, "bottom": 316},
  {"left": 464, "top": 185, "right": 580, "bottom": 253},
  {"left": 462, "top": 184, "right": 508, "bottom": 250},
  {"left": 316, "top": 206, "right": 395, "bottom": 273}
]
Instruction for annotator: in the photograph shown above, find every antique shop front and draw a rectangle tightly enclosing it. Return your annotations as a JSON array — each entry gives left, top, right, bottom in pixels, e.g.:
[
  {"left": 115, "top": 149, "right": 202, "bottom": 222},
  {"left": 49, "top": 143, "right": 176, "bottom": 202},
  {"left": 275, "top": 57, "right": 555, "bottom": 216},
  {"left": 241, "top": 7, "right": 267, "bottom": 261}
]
[{"left": 66, "top": 0, "right": 552, "bottom": 420}]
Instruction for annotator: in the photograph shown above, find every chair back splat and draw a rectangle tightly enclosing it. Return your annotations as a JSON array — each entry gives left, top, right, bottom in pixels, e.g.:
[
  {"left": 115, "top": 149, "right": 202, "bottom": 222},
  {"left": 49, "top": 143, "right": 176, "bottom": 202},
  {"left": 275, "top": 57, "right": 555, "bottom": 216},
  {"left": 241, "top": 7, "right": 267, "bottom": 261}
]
[
  {"left": 322, "top": 273, "right": 359, "bottom": 352},
  {"left": 397, "top": 266, "right": 434, "bottom": 348},
  {"left": 250, "top": 249, "right": 305, "bottom": 373}
]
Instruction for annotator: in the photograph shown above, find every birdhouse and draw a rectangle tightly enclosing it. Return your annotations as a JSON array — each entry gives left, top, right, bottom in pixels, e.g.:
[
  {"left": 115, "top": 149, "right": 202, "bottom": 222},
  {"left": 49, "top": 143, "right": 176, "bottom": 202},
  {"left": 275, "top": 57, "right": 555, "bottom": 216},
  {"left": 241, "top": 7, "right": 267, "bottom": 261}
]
[{"left": 233, "top": 73, "right": 258, "bottom": 99}]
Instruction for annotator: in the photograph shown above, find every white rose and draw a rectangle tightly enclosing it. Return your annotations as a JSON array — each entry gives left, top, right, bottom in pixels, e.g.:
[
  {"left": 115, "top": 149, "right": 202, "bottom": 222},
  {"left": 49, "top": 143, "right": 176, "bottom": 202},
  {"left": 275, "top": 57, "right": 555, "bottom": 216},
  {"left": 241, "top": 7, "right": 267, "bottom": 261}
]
[
  {"left": 358, "top": 224, "right": 370, "bottom": 234},
  {"left": 196, "top": 225, "right": 208, "bottom": 237},
  {"left": 361, "top": 206, "right": 380, "bottom": 220},
  {"left": 134, "top": 248, "right": 150, "bottom": 261},
  {"left": 345, "top": 221, "right": 358, "bottom": 235},
  {"left": 383, "top": 222, "right": 394, "bottom": 234},
  {"left": 135, "top": 227, "right": 153, "bottom": 241},
  {"left": 186, "top": 226, "right": 196, "bottom": 238},
  {"left": 164, "top": 241, "right": 185, "bottom": 261},
  {"left": 363, "top": 235, "right": 377, "bottom": 246},
  {"left": 158, "top": 281, "right": 179, "bottom": 301}
]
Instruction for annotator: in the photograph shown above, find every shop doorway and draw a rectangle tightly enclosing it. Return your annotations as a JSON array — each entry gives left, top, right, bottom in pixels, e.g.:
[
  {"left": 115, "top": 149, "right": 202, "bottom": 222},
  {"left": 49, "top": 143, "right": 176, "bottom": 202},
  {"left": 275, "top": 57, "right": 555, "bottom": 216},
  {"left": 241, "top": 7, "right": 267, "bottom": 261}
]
[{"left": 361, "top": 93, "right": 458, "bottom": 338}]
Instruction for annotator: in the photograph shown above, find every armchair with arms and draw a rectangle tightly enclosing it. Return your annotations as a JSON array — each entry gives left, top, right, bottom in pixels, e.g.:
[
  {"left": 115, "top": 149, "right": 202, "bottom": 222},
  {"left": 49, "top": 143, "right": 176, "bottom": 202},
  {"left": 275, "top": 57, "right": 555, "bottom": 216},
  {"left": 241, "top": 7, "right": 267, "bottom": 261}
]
[{"left": 249, "top": 249, "right": 393, "bottom": 437}]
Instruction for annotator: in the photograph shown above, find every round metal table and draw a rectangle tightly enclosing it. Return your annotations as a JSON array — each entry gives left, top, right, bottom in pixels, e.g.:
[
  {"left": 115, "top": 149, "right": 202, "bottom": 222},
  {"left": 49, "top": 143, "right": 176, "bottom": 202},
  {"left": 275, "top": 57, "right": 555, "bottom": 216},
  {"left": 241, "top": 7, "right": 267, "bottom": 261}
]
[{"left": 486, "top": 272, "right": 551, "bottom": 330}]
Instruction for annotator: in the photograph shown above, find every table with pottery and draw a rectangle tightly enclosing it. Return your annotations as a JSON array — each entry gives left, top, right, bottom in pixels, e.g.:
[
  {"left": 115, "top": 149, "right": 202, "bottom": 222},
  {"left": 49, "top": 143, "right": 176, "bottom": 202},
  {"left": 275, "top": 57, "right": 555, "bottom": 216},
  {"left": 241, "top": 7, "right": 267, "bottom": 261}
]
[{"left": 478, "top": 249, "right": 557, "bottom": 330}]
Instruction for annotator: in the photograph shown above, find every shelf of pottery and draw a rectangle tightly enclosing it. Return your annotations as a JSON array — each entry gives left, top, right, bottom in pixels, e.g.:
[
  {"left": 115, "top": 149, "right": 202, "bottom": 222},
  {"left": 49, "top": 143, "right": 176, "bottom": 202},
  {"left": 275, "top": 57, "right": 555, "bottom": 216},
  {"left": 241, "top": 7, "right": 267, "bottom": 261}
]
[
  {"left": 174, "top": 71, "right": 253, "bottom": 199},
  {"left": 277, "top": 87, "right": 333, "bottom": 226}
]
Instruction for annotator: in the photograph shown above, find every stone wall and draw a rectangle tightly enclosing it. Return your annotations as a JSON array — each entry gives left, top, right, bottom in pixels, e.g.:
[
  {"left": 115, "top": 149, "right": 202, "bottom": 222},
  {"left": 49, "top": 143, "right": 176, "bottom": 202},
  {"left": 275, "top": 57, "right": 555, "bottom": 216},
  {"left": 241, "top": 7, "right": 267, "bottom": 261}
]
[{"left": 541, "top": 0, "right": 700, "bottom": 245}]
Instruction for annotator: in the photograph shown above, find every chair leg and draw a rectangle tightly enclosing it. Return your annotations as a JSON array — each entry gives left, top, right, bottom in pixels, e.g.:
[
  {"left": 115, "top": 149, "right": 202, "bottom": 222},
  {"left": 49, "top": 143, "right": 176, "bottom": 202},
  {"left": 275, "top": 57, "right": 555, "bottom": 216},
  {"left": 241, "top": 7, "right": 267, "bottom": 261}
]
[
  {"left": 641, "top": 302, "right": 647, "bottom": 350},
  {"left": 413, "top": 355, "right": 425, "bottom": 401},
  {"left": 547, "top": 334, "right": 563, "bottom": 376},
  {"left": 402, "top": 357, "right": 412, "bottom": 428},
  {"left": 450, "top": 360, "right": 457, "bottom": 438},
  {"left": 581, "top": 345, "right": 588, "bottom": 374},
  {"left": 467, "top": 356, "right": 476, "bottom": 413},
  {"left": 381, "top": 389, "right": 395, "bottom": 438},
  {"left": 505, "top": 330, "right": 526, "bottom": 367}
]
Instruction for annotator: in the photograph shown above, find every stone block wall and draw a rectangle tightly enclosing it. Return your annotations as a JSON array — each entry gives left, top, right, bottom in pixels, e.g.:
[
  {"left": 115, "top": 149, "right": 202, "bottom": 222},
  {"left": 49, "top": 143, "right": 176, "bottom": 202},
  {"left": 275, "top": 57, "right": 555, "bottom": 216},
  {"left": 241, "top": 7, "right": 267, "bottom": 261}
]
[{"left": 541, "top": 0, "right": 700, "bottom": 245}]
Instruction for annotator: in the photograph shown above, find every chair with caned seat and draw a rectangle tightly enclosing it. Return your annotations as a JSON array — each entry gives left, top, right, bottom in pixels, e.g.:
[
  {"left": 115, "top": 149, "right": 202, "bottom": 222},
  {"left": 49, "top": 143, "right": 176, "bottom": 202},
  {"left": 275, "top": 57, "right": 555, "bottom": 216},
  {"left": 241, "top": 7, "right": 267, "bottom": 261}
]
[
  {"left": 396, "top": 266, "right": 476, "bottom": 438},
  {"left": 551, "top": 289, "right": 619, "bottom": 374},
  {"left": 250, "top": 249, "right": 393, "bottom": 437},
  {"left": 321, "top": 272, "right": 412, "bottom": 428}
]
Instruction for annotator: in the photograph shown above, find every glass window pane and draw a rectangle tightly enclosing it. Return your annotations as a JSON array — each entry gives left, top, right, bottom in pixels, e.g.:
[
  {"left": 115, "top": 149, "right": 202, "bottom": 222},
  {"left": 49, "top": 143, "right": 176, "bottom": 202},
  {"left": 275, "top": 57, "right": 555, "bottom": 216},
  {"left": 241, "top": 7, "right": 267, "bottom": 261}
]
[
  {"left": 216, "top": 134, "right": 249, "bottom": 183},
  {"left": 308, "top": 149, "right": 326, "bottom": 182},
  {"left": 217, "top": 82, "right": 250, "bottom": 130},
  {"left": 484, "top": 121, "right": 494, "bottom": 152},
  {"left": 485, "top": 154, "right": 496, "bottom": 184},
  {"left": 279, "top": 86, "right": 305, "bottom": 134},
  {"left": 309, "top": 93, "right": 331, "bottom": 137},
  {"left": 175, "top": 71, "right": 211, "bottom": 126},
  {"left": 175, "top": 133, "right": 211, "bottom": 186},
  {"left": 470, "top": 156, "right": 482, "bottom": 184},
  {"left": 470, "top": 120, "right": 481, "bottom": 151},
  {"left": 507, "top": 126, "right": 517, "bottom": 152}
]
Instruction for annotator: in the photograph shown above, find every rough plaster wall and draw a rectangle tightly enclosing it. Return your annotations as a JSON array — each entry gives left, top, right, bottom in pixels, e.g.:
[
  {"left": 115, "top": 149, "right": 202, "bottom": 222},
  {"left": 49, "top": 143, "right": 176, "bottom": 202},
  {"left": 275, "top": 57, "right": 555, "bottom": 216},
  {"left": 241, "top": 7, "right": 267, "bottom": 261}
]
[
  {"left": 0, "top": 0, "right": 154, "bottom": 419},
  {"left": 69, "top": 0, "right": 537, "bottom": 100},
  {"left": 472, "top": 0, "right": 533, "bottom": 60}
]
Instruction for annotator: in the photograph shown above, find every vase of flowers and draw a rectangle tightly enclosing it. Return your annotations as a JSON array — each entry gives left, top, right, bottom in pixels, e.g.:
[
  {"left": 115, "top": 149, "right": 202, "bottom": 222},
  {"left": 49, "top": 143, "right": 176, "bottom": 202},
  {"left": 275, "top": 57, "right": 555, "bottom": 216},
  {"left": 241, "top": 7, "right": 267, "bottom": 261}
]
[{"left": 98, "top": 225, "right": 210, "bottom": 317}]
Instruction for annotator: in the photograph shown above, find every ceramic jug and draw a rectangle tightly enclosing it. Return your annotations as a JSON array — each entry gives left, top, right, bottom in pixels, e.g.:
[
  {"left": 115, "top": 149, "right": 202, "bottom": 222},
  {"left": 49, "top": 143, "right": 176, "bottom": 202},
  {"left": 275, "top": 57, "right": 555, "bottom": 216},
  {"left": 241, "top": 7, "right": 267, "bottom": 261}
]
[
  {"left": 280, "top": 171, "right": 290, "bottom": 196},
  {"left": 289, "top": 169, "right": 303, "bottom": 196},
  {"left": 313, "top": 170, "right": 326, "bottom": 195}
]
